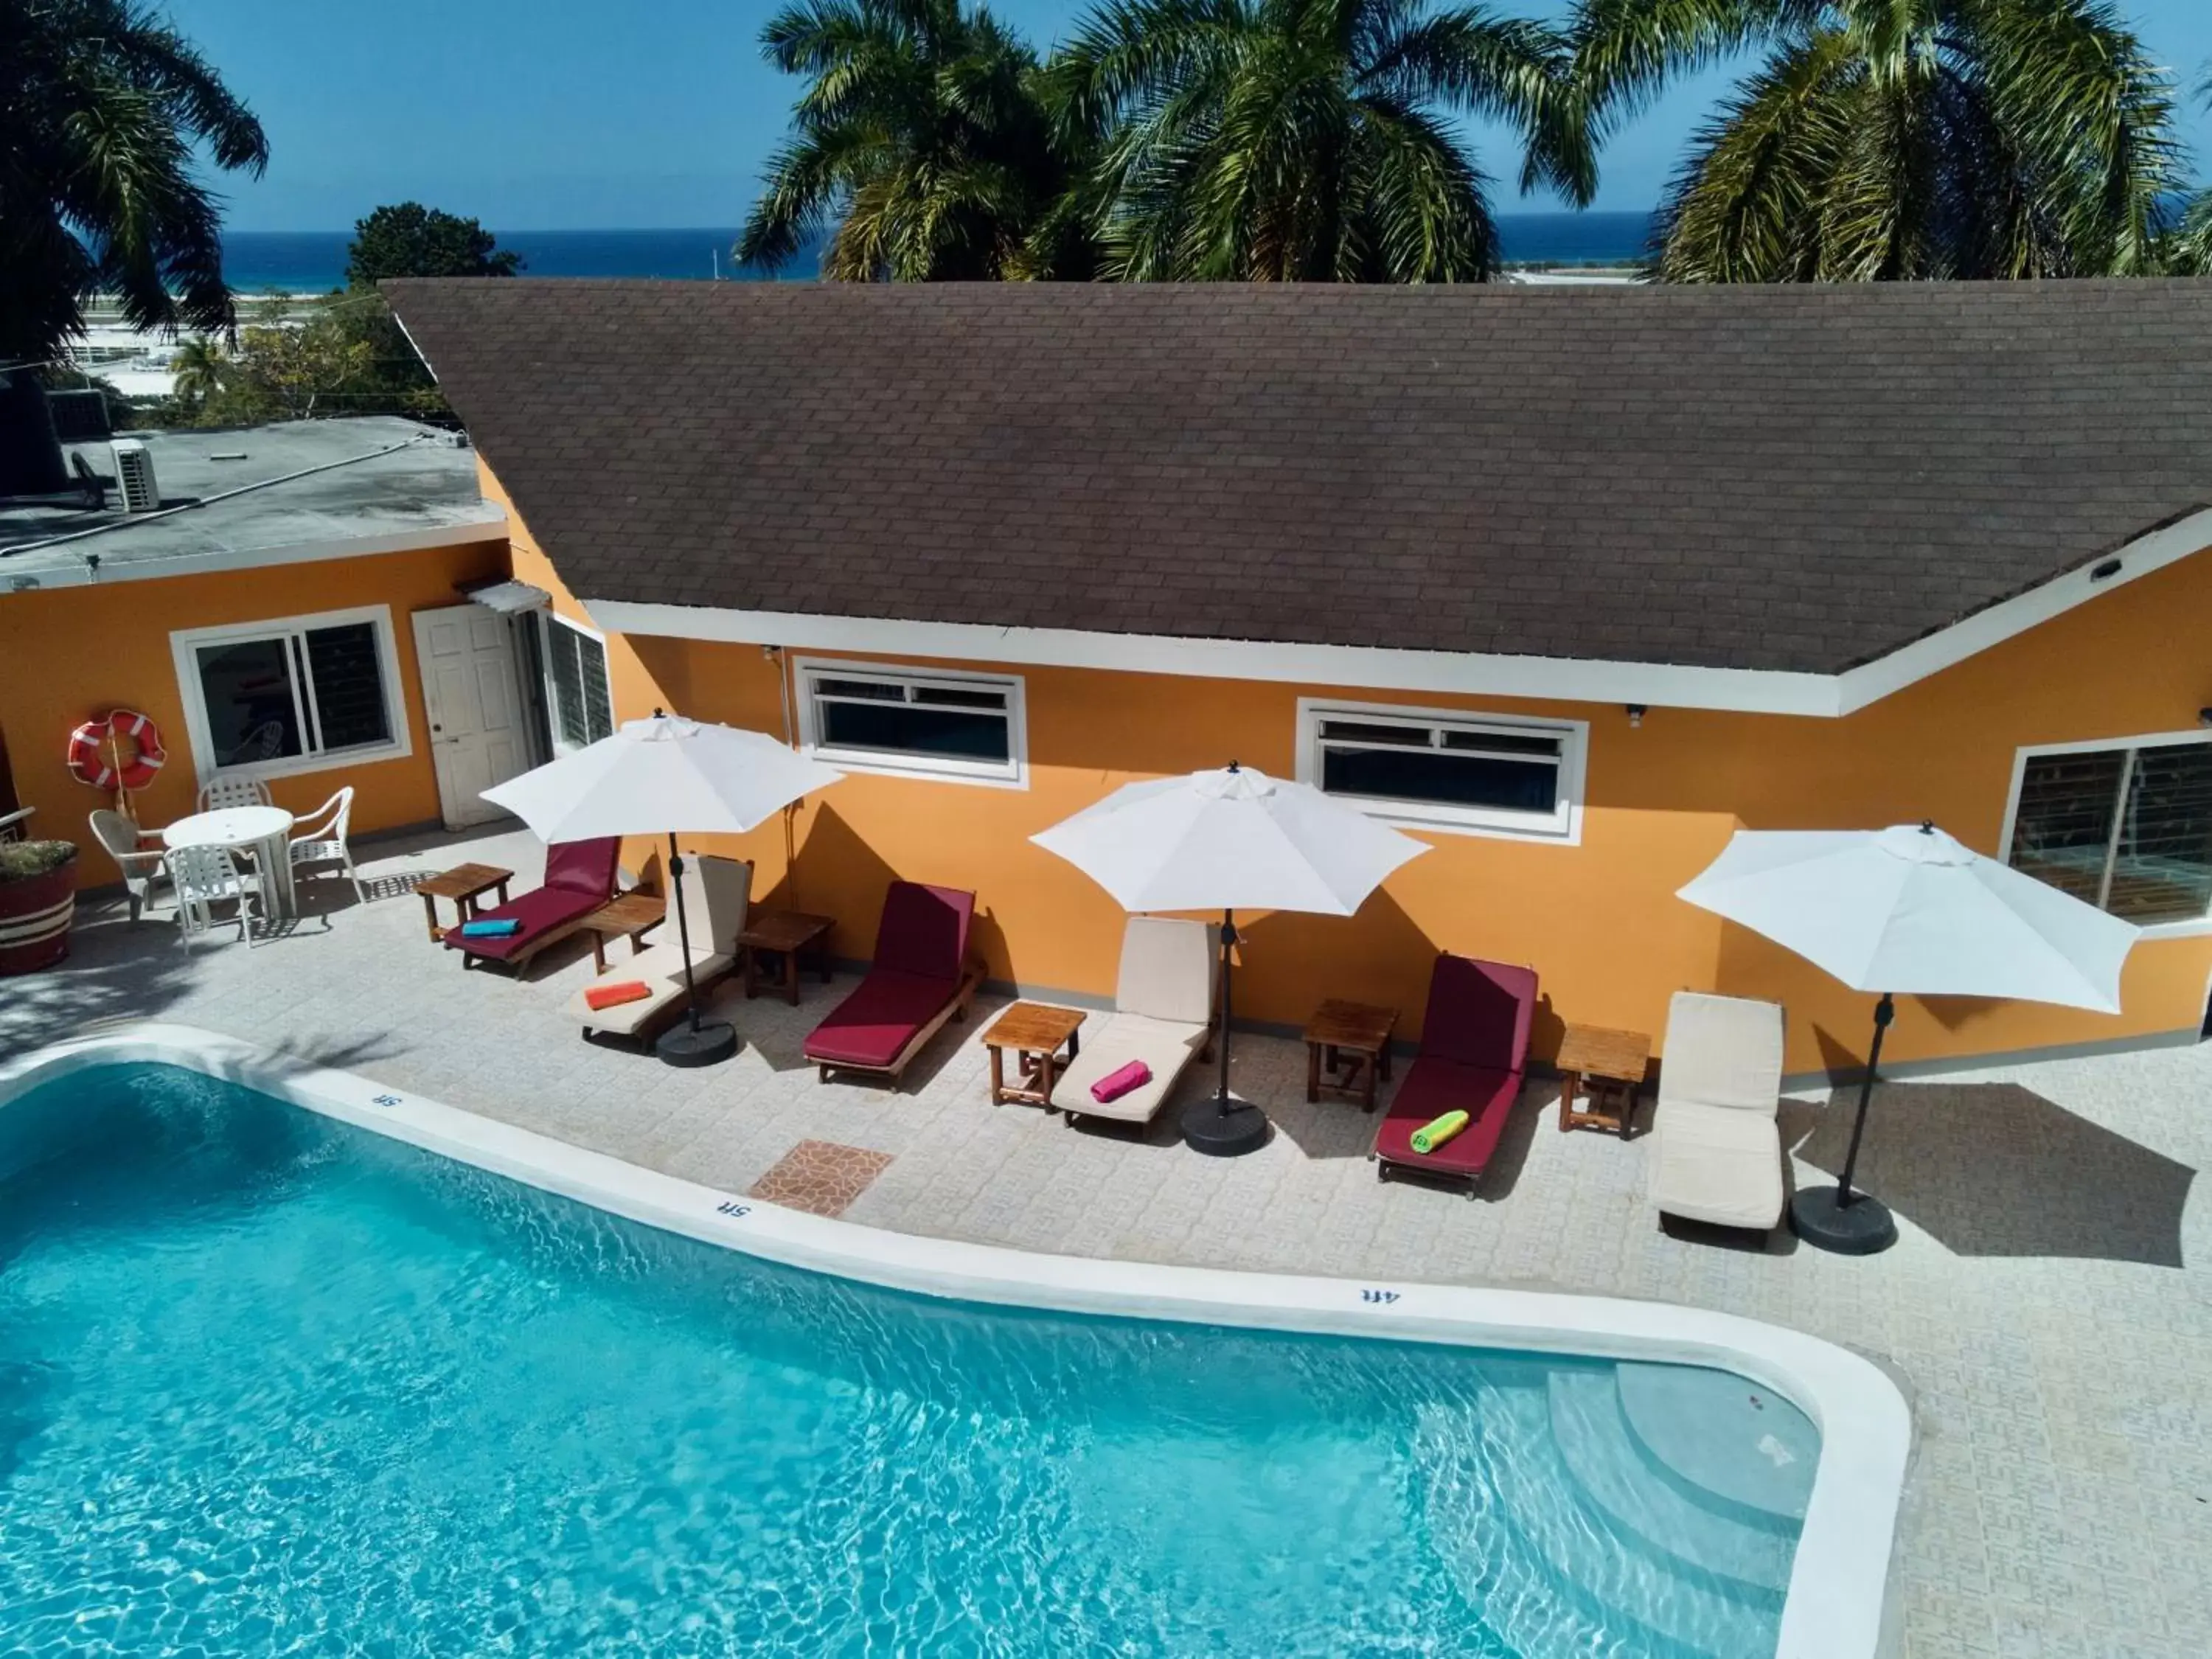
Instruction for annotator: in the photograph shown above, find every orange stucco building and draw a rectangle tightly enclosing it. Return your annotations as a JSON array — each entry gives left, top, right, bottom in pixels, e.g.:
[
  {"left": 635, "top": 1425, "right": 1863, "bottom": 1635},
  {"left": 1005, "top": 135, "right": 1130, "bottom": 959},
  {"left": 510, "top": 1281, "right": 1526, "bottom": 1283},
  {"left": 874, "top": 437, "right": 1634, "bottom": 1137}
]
[
  {"left": 10, "top": 282, "right": 2212, "bottom": 1088},
  {"left": 498, "top": 468, "right": 2212, "bottom": 1081},
  {"left": 0, "top": 415, "right": 514, "bottom": 887},
  {"left": 392, "top": 277, "right": 2212, "bottom": 1083}
]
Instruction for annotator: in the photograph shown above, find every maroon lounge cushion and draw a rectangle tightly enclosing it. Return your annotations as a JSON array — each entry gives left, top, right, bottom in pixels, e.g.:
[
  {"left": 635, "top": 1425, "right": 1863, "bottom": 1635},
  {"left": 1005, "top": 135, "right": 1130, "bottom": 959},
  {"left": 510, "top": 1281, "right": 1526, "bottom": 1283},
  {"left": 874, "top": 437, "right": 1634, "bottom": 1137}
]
[
  {"left": 872, "top": 881, "right": 974, "bottom": 981},
  {"left": 444, "top": 886, "right": 601, "bottom": 959},
  {"left": 545, "top": 836, "right": 622, "bottom": 897},
  {"left": 804, "top": 970, "right": 959, "bottom": 1068},
  {"left": 1373, "top": 1060, "right": 1522, "bottom": 1177},
  {"left": 1417, "top": 953, "right": 1537, "bottom": 1072}
]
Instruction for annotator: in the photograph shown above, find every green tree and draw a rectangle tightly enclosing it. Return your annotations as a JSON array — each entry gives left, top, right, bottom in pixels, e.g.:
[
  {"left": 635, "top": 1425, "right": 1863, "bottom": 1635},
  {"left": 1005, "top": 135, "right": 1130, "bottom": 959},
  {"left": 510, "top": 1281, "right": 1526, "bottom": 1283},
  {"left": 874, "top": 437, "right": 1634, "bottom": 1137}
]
[
  {"left": 169, "top": 335, "right": 226, "bottom": 411},
  {"left": 1049, "top": 0, "right": 1590, "bottom": 282},
  {"left": 1571, "top": 0, "right": 2183, "bottom": 282},
  {"left": 167, "top": 295, "right": 446, "bottom": 427},
  {"left": 738, "top": 0, "right": 1092, "bottom": 279},
  {"left": 344, "top": 202, "right": 521, "bottom": 287},
  {"left": 0, "top": 0, "right": 268, "bottom": 363},
  {"left": 2166, "top": 67, "right": 2212, "bottom": 275}
]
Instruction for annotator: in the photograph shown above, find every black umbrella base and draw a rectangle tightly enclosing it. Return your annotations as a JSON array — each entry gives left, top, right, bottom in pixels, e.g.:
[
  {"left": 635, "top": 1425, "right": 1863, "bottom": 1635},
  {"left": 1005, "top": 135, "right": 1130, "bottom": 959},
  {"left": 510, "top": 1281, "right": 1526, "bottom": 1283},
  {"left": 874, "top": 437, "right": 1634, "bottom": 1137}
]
[
  {"left": 656, "top": 1020, "right": 740, "bottom": 1068},
  {"left": 1181, "top": 1093, "right": 1269, "bottom": 1157},
  {"left": 1790, "top": 1186, "right": 1897, "bottom": 1255}
]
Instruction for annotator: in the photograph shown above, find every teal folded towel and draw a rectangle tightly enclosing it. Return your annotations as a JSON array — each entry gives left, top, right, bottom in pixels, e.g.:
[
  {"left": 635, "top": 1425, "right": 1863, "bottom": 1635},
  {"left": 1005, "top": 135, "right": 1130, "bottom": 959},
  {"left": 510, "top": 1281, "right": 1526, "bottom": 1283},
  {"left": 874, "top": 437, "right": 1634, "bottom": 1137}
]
[{"left": 459, "top": 918, "right": 520, "bottom": 938}]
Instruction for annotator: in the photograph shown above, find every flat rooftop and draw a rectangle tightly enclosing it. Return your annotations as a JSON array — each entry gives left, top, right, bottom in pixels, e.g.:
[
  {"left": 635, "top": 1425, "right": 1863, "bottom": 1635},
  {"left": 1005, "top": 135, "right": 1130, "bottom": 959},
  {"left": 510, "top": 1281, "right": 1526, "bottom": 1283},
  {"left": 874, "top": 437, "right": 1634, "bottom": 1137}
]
[{"left": 0, "top": 416, "right": 504, "bottom": 588}]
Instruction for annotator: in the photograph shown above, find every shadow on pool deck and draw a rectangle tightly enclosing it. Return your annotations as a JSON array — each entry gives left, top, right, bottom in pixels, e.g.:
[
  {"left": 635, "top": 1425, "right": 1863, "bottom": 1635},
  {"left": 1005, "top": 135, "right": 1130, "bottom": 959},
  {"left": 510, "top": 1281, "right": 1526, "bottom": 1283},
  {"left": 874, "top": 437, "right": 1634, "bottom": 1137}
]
[{"left": 1782, "top": 1081, "right": 2197, "bottom": 1265}]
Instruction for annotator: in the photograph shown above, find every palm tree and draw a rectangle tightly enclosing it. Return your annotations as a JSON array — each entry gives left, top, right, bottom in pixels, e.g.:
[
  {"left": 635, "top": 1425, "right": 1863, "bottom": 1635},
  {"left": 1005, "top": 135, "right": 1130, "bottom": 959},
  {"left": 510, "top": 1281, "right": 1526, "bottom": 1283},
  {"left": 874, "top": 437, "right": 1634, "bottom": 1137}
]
[
  {"left": 2166, "top": 66, "right": 2212, "bottom": 276},
  {"left": 1047, "top": 0, "right": 1590, "bottom": 282},
  {"left": 0, "top": 0, "right": 269, "bottom": 363},
  {"left": 1571, "top": 0, "right": 2182, "bottom": 282},
  {"left": 168, "top": 336, "right": 226, "bottom": 410},
  {"left": 738, "top": 0, "right": 1089, "bottom": 280}
]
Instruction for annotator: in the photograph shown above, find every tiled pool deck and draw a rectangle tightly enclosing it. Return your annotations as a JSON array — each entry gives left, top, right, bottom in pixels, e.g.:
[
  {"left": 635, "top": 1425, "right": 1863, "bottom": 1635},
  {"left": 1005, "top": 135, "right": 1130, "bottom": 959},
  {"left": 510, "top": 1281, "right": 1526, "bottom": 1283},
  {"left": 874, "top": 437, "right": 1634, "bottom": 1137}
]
[{"left": 6, "top": 824, "right": 2208, "bottom": 1658}]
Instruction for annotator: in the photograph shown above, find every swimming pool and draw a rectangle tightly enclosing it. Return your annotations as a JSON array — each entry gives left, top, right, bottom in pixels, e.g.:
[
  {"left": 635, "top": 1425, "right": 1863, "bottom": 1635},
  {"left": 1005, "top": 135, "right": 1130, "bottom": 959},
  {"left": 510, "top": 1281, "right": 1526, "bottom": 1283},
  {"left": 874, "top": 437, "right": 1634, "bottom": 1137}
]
[{"left": 0, "top": 1031, "right": 1909, "bottom": 1656}]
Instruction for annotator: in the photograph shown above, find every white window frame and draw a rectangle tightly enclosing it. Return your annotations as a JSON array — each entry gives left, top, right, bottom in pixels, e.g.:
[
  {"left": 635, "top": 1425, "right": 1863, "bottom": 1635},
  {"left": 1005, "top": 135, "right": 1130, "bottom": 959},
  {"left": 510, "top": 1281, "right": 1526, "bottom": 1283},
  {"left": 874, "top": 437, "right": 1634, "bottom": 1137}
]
[
  {"left": 793, "top": 655, "right": 1028, "bottom": 789},
  {"left": 539, "top": 611, "right": 615, "bottom": 757},
  {"left": 1295, "top": 698, "right": 1587, "bottom": 843},
  {"left": 169, "top": 603, "right": 413, "bottom": 785},
  {"left": 1998, "top": 728, "right": 2212, "bottom": 939}
]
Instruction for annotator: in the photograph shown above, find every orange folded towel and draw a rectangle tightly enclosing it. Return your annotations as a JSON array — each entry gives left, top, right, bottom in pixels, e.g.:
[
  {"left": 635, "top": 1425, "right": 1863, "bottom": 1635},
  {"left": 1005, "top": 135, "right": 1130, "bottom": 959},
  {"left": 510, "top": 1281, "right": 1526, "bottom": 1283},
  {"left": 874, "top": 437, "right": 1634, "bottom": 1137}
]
[{"left": 584, "top": 981, "right": 653, "bottom": 1012}]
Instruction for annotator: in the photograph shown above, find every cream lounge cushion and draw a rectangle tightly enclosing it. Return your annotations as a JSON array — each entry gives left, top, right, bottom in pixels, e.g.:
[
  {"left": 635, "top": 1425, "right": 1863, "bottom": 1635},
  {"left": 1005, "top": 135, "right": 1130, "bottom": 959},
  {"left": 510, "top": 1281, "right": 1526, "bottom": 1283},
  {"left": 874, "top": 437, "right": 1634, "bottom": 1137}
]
[
  {"left": 1648, "top": 991, "right": 1786, "bottom": 1230},
  {"left": 1055, "top": 917, "right": 1216, "bottom": 1124},
  {"left": 565, "top": 855, "right": 751, "bottom": 1037}
]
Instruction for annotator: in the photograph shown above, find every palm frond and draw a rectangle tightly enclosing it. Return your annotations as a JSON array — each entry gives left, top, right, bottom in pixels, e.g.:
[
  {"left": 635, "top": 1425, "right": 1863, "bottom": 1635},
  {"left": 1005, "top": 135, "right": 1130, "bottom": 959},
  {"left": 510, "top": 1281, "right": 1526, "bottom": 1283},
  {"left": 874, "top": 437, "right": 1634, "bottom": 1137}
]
[
  {"left": 745, "top": 0, "right": 1084, "bottom": 279},
  {"left": 1363, "top": 8, "right": 1594, "bottom": 204},
  {"left": 1568, "top": 0, "right": 1820, "bottom": 133},
  {"left": 1, "top": 0, "right": 266, "bottom": 358},
  {"left": 1655, "top": 27, "right": 1857, "bottom": 282},
  {"left": 1348, "top": 94, "right": 1498, "bottom": 276},
  {"left": 1960, "top": 0, "right": 2183, "bottom": 276}
]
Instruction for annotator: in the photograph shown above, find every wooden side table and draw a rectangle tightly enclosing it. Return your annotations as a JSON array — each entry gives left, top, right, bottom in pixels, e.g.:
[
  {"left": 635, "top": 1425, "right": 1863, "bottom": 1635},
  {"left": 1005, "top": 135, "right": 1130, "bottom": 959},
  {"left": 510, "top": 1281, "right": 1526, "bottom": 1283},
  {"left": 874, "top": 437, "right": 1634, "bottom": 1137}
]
[
  {"left": 1304, "top": 999, "right": 1399, "bottom": 1113},
  {"left": 980, "top": 1002, "right": 1086, "bottom": 1107},
  {"left": 1556, "top": 1023, "right": 1651, "bottom": 1139},
  {"left": 580, "top": 891, "right": 667, "bottom": 973},
  {"left": 414, "top": 862, "right": 512, "bottom": 942},
  {"left": 738, "top": 910, "right": 836, "bottom": 1004}
]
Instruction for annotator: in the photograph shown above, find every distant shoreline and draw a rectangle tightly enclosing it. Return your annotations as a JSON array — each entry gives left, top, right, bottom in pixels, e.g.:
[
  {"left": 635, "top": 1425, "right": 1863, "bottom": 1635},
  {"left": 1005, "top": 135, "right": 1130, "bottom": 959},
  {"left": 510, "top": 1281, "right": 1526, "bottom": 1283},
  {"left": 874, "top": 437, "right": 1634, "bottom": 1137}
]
[{"left": 215, "top": 213, "right": 1660, "bottom": 291}]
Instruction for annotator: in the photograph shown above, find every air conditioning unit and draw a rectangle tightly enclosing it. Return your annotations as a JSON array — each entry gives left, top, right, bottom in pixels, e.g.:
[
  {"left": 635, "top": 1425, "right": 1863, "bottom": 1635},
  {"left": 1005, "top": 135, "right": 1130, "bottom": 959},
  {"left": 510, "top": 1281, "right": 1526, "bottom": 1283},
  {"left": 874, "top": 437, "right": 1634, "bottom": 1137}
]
[{"left": 111, "top": 438, "right": 159, "bottom": 513}]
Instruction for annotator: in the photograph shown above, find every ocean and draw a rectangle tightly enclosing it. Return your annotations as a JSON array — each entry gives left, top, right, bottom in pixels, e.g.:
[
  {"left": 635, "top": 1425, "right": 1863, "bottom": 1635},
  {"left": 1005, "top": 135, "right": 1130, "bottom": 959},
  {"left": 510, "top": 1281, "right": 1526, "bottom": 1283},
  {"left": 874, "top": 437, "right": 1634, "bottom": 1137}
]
[{"left": 220, "top": 212, "right": 1655, "bottom": 292}]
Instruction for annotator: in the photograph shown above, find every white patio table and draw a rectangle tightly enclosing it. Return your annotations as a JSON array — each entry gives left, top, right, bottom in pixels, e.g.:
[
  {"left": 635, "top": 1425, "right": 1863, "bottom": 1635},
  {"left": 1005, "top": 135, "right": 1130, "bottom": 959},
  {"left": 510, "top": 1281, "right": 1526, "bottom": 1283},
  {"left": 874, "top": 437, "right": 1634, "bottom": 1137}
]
[{"left": 162, "top": 804, "right": 297, "bottom": 919}]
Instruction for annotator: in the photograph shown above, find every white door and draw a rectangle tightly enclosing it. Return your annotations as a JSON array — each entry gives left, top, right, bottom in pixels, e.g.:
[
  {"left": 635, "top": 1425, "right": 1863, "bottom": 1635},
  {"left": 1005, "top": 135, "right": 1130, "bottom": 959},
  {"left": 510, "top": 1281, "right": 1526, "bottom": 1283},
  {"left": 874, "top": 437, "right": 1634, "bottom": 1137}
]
[{"left": 412, "top": 605, "right": 533, "bottom": 829}]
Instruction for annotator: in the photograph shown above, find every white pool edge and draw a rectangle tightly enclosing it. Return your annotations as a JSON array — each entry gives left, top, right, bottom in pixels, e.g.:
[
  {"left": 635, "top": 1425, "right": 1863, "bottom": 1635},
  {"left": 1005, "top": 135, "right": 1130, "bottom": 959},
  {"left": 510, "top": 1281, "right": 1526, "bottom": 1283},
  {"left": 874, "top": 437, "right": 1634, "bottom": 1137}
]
[{"left": 0, "top": 1024, "right": 1913, "bottom": 1658}]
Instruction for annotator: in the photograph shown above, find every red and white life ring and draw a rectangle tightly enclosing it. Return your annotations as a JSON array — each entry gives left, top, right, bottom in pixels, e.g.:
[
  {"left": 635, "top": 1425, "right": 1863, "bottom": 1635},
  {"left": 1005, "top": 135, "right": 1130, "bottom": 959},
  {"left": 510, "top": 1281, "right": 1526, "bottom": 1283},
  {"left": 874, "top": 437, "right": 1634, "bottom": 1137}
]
[{"left": 67, "top": 709, "right": 167, "bottom": 793}]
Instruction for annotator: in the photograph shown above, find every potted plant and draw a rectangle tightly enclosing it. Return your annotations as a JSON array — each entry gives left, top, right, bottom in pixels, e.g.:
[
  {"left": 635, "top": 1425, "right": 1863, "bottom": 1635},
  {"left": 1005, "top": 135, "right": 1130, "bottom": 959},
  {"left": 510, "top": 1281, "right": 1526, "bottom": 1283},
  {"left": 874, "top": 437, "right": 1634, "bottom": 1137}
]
[{"left": 0, "top": 838, "right": 80, "bottom": 974}]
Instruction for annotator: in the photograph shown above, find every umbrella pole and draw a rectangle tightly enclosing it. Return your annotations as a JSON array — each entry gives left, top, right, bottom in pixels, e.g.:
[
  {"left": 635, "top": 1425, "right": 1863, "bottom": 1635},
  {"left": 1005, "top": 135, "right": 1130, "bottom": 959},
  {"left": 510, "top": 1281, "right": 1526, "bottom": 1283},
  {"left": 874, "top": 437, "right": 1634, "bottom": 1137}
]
[
  {"left": 1834, "top": 992, "right": 1893, "bottom": 1206},
  {"left": 1179, "top": 907, "right": 1267, "bottom": 1157},
  {"left": 653, "top": 831, "right": 739, "bottom": 1068},
  {"left": 1216, "top": 908, "right": 1235, "bottom": 1103},
  {"left": 672, "top": 832, "right": 700, "bottom": 1032},
  {"left": 1787, "top": 992, "right": 1898, "bottom": 1254}
]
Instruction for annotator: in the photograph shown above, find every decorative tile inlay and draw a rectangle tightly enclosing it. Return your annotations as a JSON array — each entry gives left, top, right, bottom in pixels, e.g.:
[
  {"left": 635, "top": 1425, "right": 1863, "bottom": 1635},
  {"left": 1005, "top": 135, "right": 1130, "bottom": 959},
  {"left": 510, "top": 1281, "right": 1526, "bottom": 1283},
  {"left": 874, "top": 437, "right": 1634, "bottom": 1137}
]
[{"left": 748, "top": 1139, "right": 894, "bottom": 1218}]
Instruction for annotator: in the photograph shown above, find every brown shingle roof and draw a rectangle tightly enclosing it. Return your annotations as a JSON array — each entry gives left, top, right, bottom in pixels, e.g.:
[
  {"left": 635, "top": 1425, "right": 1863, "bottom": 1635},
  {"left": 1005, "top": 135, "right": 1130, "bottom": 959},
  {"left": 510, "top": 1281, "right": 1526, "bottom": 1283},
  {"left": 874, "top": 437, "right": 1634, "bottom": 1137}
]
[{"left": 386, "top": 278, "right": 2212, "bottom": 676}]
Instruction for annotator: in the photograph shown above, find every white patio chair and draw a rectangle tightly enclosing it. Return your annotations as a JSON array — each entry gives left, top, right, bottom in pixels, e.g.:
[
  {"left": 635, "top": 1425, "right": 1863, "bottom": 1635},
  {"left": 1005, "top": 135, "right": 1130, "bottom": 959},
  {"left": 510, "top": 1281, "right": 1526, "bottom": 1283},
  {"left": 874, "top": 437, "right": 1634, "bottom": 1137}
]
[
  {"left": 564, "top": 855, "right": 754, "bottom": 1041},
  {"left": 88, "top": 809, "right": 170, "bottom": 922},
  {"left": 1647, "top": 992, "right": 1787, "bottom": 1231},
  {"left": 198, "top": 774, "right": 274, "bottom": 813},
  {"left": 0, "top": 805, "right": 34, "bottom": 844},
  {"left": 170, "top": 844, "right": 260, "bottom": 950},
  {"left": 288, "top": 786, "right": 365, "bottom": 904},
  {"left": 1053, "top": 916, "right": 1218, "bottom": 1126}
]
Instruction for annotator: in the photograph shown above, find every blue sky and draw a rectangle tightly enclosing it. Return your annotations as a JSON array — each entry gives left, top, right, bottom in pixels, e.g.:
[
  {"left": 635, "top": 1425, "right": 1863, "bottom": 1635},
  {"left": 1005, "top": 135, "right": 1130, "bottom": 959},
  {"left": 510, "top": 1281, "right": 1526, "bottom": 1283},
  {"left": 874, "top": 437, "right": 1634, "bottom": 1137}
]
[{"left": 187, "top": 0, "right": 2212, "bottom": 231}]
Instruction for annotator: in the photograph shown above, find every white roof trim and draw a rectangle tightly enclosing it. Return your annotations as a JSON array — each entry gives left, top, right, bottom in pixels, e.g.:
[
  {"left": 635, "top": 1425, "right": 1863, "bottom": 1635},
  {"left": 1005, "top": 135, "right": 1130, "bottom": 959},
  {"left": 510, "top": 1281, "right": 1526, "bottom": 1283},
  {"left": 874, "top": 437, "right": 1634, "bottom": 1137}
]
[
  {"left": 585, "top": 507, "right": 2212, "bottom": 717},
  {"left": 586, "top": 600, "right": 1844, "bottom": 715},
  {"left": 1, "top": 512, "right": 509, "bottom": 592},
  {"left": 1831, "top": 505, "right": 2212, "bottom": 714}
]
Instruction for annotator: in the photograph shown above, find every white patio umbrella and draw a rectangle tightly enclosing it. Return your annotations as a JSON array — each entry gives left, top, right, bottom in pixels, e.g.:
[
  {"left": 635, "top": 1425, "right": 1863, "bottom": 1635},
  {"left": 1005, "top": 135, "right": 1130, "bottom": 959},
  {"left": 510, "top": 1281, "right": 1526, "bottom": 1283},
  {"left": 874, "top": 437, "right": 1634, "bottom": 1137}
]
[
  {"left": 1031, "top": 762, "right": 1430, "bottom": 1155},
  {"left": 483, "top": 712, "right": 844, "bottom": 1066},
  {"left": 1677, "top": 821, "right": 2140, "bottom": 1253}
]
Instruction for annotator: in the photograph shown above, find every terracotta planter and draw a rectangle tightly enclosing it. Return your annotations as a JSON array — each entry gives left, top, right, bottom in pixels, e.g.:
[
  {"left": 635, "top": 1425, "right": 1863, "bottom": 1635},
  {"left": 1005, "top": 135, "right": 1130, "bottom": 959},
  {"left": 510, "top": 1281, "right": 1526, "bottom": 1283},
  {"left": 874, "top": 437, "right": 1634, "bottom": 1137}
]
[{"left": 0, "top": 856, "right": 77, "bottom": 974}]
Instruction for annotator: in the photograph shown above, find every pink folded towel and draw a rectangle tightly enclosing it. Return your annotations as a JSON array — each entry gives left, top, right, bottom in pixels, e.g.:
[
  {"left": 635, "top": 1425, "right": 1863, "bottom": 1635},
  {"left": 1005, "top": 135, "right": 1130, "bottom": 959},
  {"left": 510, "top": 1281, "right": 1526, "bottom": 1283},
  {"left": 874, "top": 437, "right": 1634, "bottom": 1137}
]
[{"left": 1091, "top": 1060, "right": 1152, "bottom": 1104}]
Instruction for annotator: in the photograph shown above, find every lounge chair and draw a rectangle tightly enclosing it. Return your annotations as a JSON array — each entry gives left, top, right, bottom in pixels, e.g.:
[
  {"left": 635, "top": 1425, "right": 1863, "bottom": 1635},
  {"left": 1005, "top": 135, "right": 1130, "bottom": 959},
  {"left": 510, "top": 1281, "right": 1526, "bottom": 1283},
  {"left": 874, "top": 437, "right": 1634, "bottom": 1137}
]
[
  {"left": 563, "top": 855, "right": 752, "bottom": 1043},
  {"left": 1371, "top": 953, "right": 1537, "bottom": 1197},
  {"left": 443, "top": 836, "right": 621, "bottom": 975},
  {"left": 1646, "top": 992, "right": 1786, "bottom": 1231},
  {"left": 803, "top": 881, "right": 982, "bottom": 1086},
  {"left": 1054, "top": 916, "right": 1217, "bottom": 1127}
]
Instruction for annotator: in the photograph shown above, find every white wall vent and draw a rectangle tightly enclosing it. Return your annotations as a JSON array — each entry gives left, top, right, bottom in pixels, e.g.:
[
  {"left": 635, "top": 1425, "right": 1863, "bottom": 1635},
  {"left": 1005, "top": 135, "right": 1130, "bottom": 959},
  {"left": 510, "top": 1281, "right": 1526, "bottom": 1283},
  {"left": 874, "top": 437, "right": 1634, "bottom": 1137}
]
[{"left": 110, "top": 438, "right": 159, "bottom": 514}]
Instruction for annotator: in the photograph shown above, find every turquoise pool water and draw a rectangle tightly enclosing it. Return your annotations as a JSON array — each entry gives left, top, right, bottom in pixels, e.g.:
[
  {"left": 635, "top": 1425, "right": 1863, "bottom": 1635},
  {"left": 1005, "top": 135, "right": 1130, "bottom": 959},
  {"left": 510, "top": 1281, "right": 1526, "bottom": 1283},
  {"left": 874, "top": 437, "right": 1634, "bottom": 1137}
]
[{"left": 0, "top": 1064, "right": 1812, "bottom": 1656}]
